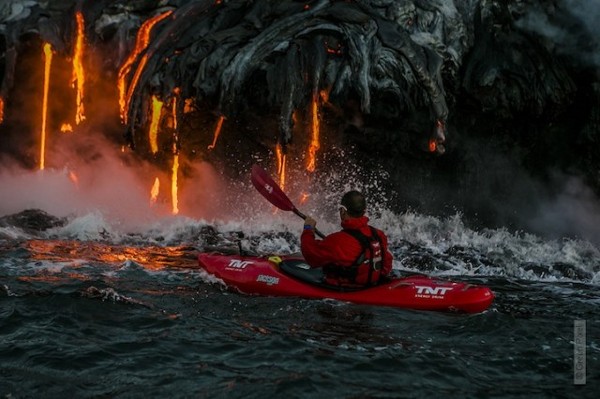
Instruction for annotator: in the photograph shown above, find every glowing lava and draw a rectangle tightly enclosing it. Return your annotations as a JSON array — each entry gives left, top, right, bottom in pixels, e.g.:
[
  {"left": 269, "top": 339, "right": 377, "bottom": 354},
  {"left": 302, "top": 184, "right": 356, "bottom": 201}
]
[
  {"left": 40, "top": 43, "right": 53, "bottom": 171},
  {"left": 72, "top": 11, "right": 86, "bottom": 125},
  {"left": 428, "top": 120, "right": 446, "bottom": 153},
  {"left": 170, "top": 96, "right": 180, "bottom": 215},
  {"left": 306, "top": 91, "right": 321, "bottom": 172},
  {"left": 60, "top": 123, "right": 73, "bottom": 133},
  {"left": 208, "top": 115, "right": 225, "bottom": 150},
  {"left": 150, "top": 177, "right": 160, "bottom": 204},
  {"left": 149, "top": 96, "right": 163, "bottom": 154},
  {"left": 299, "top": 192, "right": 309, "bottom": 205},
  {"left": 171, "top": 151, "right": 179, "bottom": 215},
  {"left": 275, "top": 144, "right": 287, "bottom": 190},
  {"left": 118, "top": 11, "right": 173, "bottom": 123},
  {"left": 68, "top": 171, "right": 79, "bottom": 186},
  {"left": 428, "top": 138, "right": 437, "bottom": 152}
]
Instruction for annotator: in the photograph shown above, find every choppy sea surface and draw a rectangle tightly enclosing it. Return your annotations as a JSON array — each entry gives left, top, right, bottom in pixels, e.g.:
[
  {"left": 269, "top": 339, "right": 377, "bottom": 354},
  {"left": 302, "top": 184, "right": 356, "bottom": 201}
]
[{"left": 1, "top": 208, "right": 598, "bottom": 398}]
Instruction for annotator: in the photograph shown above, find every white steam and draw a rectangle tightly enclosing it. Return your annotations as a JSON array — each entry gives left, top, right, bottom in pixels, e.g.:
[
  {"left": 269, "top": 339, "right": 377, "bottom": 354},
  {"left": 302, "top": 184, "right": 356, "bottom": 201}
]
[
  {"left": 0, "top": 133, "right": 230, "bottom": 231},
  {"left": 527, "top": 175, "right": 600, "bottom": 245},
  {"left": 516, "top": 0, "right": 600, "bottom": 66}
]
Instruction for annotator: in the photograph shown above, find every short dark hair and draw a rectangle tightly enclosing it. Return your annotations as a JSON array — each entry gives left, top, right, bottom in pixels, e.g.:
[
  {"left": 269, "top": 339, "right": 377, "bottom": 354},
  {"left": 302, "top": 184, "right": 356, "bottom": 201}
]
[{"left": 341, "top": 190, "right": 366, "bottom": 217}]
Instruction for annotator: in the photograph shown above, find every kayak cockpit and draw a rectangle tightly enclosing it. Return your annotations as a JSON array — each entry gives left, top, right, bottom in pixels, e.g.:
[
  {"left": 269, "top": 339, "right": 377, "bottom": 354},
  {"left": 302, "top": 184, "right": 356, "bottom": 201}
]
[{"left": 278, "top": 259, "right": 370, "bottom": 292}]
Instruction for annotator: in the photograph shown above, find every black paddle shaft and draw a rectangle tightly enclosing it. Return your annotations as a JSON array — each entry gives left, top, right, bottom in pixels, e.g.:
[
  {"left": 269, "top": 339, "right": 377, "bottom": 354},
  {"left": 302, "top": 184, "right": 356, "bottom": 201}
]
[{"left": 293, "top": 208, "right": 325, "bottom": 239}]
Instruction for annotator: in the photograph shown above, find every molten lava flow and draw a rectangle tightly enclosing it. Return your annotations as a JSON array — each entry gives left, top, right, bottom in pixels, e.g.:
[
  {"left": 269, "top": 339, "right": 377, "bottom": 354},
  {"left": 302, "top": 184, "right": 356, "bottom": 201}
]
[
  {"left": 72, "top": 11, "right": 86, "bottom": 125},
  {"left": 60, "top": 123, "right": 73, "bottom": 133},
  {"left": 68, "top": 171, "right": 79, "bottom": 186},
  {"left": 124, "top": 54, "right": 149, "bottom": 122},
  {"left": 306, "top": 91, "right": 321, "bottom": 172},
  {"left": 275, "top": 144, "right": 287, "bottom": 190},
  {"left": 40, "top": 43, "right": 53, "bottom": 171},
  {"left": 118, "top": 11, "right": 173, "bottom": 123},
  {"left": 428, "top": 119, "right": 446, "bottom": 153},
  {"left": 299, "top": 192, "right": 309, "bottom": 205},
  {"left": 184, "top": 98, "right": 194, "bottom": 113},
  {"left": 171, "top": 88, "right": 180, "bottom": 129},
  {"left": 170, "top": 96, "right": 179, "bottom": 215},
  {"left": 149, "top": 96, "right": 163, "bottom": 154},
  {"left": 0, "top": 97, "right": 4, "bottom": 124},
  {"left": 171, "top": 151, "right": 179, "bottom": 215},
  {"left": 207, "top": 115, "right": 225, "bottom": 150},
  {"left": 428, "top": 138, "right": 437, "bottom": 152},
  {"left": 150, "top": 177, "right": 160, "bottom": 204}
]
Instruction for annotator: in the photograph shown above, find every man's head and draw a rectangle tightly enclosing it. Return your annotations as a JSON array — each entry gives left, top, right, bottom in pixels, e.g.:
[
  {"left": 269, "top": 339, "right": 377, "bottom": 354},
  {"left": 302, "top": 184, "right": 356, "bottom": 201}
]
[{"left": 340, "top": 190, "right": 366, "bottom": 218}]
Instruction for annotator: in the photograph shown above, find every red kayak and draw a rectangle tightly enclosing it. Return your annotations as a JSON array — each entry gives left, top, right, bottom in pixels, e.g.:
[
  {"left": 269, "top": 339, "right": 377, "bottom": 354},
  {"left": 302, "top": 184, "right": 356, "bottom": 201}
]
[{"left": 198, "top": 253, "right": 494, "bottom": 313}]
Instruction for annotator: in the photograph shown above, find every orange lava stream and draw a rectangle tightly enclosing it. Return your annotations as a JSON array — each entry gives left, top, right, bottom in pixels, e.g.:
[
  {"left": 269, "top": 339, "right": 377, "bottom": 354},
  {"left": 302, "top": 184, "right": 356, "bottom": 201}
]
[
  {"left": 150, "top": 177, "right": 160, "bottom": 204},
  {"left": 124, "top": 54, "right": 149, "bottom": 124},
  {"left": 72, "top": 11, "right": 86, "bottom": 125},
  {"left": 171, "top": 153, "right": 179, "bottom": 215},
  {"left": 60, "top": 123, "right": 73, "bottom": 133},
  {"left": 68, "top": 170, "right": 79, "bottom": 186},
  {"left": 306, "top": 91, "right": 320, "bottom": 172},
  {"left": 149, "top": 95, "right": 163, "bottom": 154},
  {"left": 170, "top": 91, "right": 179, "bottom": 130},
  {"left": 275, "top": 144, "right": 287, "bottom": 190},
  {"left": 299, "top": 192, "right": 309, "bottom": 205},
  {"left": 118, "top": 10, "right": 173, "bottom": 123},
  {"left": 428, "top": 138, "right": 437, "bottom": 152},
  {"left": 40, "top": 43, "right": 53, "bottom": 171},
  {"left": 0, "top": 97, "right": 4, "bottom": 124},
  {"left": 207, "top": 115, "right": 225, "bottom": 150},
  {"left": 171, "top": 97, "right": 180, "bottom": 215}
]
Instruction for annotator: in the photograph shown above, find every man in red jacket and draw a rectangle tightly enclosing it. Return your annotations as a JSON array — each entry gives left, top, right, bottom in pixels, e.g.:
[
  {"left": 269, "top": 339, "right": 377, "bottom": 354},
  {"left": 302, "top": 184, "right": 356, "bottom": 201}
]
[{"left": 301, "top": 190, "right": 393, "bottom": 287}]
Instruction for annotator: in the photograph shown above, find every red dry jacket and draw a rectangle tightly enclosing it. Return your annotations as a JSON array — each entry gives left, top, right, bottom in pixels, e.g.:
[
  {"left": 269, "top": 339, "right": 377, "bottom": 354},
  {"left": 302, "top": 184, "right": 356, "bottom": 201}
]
[{"left": 301, "top": 216, "right": 393, "bottom": 286}]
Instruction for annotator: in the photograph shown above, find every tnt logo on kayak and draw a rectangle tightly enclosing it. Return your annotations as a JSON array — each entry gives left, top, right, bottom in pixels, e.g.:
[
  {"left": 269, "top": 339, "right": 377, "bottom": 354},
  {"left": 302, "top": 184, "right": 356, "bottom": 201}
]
[
  {"left": 227, "top": 259, "right": 254, "bottom": 269},
  {"left": 415, "top": 286, "right": 453, "bottom": 298}
]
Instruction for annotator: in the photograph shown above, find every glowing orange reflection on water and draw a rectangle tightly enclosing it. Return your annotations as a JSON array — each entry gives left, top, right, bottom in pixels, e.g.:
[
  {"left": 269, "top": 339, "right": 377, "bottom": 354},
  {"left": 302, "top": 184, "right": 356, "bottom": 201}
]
[{"left": 25, "top": 240, "right": 199, "bottom": 271}]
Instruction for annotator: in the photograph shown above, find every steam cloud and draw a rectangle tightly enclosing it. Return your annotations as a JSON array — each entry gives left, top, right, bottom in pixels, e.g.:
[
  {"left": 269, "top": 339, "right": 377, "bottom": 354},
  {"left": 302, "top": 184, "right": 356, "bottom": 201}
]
[
  {"left": 0, "top": 131, "right": 228, "bottom": 231},
  {"left": 516, "top": 0, "right": 600, "bottom": 67}
]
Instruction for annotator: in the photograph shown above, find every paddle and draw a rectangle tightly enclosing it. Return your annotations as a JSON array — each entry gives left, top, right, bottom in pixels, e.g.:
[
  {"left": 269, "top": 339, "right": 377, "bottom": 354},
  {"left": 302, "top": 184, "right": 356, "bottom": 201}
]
[{"left": 251, "top": 164, "right": 326, "bottom": 238}]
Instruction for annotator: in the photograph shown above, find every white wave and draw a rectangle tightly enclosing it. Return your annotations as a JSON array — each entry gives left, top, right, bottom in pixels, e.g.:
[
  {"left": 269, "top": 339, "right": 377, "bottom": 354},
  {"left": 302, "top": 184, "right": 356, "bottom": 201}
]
[
  {"left": 45, "top": 210, "right": 116, "bottom": 241},
  {"left": 371, "top": 210, "right": 599, "bottom": 281},
  {"left": 0, "top": 226, "right": 32, "bottom": 240}
]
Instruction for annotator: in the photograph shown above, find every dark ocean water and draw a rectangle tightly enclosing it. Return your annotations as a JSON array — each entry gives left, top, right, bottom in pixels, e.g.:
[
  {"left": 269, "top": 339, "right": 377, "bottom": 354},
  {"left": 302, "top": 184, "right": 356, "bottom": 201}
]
[{"left": 1, "top": 210, "right": 599, "bottom": 398}]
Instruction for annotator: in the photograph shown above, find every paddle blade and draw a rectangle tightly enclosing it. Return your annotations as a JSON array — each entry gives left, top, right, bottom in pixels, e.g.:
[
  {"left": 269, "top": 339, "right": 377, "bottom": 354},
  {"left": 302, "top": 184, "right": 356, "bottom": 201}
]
[{"left": 251, "top": 164, "right": 295, "bottom": 212}]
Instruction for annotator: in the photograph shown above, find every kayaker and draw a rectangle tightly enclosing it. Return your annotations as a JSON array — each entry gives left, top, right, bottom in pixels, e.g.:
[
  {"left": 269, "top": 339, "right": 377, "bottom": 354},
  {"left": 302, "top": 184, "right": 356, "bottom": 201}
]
[{"left": 301, "top": 190, "right": 393, "bottom": 287}]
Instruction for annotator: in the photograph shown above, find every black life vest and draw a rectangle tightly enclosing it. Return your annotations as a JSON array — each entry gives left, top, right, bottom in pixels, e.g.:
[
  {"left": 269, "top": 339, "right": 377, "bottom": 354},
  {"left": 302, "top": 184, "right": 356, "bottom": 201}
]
[{"left": 324, "top": 227, "right": 384, "bottom": 287}]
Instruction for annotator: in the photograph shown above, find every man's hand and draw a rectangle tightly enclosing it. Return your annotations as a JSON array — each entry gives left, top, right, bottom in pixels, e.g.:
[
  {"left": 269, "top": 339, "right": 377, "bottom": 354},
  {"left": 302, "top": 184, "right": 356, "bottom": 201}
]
[{"left": 303, "top": 216, "right": 317, "bottom": 229}]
